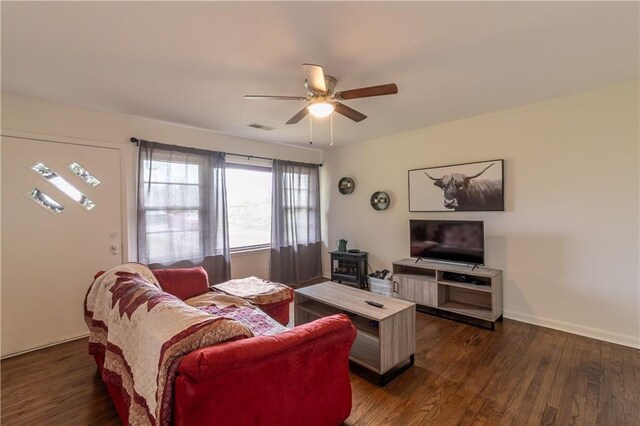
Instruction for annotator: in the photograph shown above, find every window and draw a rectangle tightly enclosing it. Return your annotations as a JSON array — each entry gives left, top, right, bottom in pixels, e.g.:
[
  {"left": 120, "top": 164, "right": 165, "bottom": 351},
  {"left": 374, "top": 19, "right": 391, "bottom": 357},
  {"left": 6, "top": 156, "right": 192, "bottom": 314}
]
[
  {"left": 226, "top": 163, "right": 272, "bottom": 250},
  {"left": 27, "top": 188, "right": 64, "bottom": 214},
  {"left": 68, "top": 162, "right": 101, "bottom": 187},
  {"left": 137, "top": 142, "right": 229, "bottom": 283},
  {"left": 282, "top": 170, "right": 318, "bottom": 241},
  {"left": 141, "top": 159, "right": 203, "bottom": 263},
  {"left": 31, "top": 162, "right": 96, "bottom": 210}
]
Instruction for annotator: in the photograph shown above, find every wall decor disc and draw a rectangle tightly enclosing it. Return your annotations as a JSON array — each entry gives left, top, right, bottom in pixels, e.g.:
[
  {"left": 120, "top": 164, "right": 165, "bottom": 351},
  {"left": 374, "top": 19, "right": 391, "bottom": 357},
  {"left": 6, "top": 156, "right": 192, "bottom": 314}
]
[
  {"left": 338, "top": 177, "right": 355, "bottom": 194},
  {"left": 370, "top": 191, "right": 391, "bottom": 211}
]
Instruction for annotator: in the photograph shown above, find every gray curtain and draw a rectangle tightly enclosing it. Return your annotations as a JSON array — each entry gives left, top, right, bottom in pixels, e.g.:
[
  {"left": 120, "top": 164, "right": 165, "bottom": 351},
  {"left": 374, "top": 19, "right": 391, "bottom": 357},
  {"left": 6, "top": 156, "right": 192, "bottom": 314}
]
[
  {"left": 137, "top": 141, "right": 230, "bottom": 284},
  {"left": 270, "top": 160, "right": 322, "bottom": 284}
]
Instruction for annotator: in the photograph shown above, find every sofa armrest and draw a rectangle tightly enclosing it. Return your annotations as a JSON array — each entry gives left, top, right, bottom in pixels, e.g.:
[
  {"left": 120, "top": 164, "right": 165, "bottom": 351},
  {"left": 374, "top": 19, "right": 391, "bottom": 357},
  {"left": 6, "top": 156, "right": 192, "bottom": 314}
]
[
  {"left": 151, "top": 266, "right": 209, "bottom": 300},
  {"left": 177, "top": 314, "right": 355, "bottom": 382}
]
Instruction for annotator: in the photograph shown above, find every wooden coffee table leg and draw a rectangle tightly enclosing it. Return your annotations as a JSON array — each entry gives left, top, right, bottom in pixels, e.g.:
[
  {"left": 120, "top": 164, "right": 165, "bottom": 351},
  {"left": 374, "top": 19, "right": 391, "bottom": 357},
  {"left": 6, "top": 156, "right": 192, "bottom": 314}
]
[{"left": 377, "top": 354, "right": 415, "bottom": 386}]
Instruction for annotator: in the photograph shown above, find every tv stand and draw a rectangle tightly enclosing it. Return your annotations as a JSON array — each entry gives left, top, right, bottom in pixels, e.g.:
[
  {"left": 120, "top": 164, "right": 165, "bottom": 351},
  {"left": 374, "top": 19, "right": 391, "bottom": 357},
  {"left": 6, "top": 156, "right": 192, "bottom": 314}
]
[{"left": 392, "top": 259, "right": 502, "bottom": 329}]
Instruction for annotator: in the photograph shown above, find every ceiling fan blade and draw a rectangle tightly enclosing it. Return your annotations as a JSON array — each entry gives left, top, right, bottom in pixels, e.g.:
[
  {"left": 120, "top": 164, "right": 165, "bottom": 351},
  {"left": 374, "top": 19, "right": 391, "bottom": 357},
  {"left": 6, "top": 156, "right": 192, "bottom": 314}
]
[
  {"left": 334, "top": 102, "right": 367, "bottom": 122},
  {"left": 334, "top": 83, "right": 398, "bottom": 100},
  {"left": 302, "top": 63, "right": 326, "bottom": 92},
  {"left": 286, "top": 106, "right": 310, "bottom": 125},
  {"left": 244, "top": 95, "right": 307, "bottom": 101}
]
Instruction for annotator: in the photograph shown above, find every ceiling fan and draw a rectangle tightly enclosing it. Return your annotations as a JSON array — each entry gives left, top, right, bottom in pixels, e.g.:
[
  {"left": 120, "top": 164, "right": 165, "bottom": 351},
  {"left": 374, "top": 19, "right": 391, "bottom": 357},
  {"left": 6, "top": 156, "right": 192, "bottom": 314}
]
[{"left": 244, "top": 64, "right": 398, "bottom": 125}]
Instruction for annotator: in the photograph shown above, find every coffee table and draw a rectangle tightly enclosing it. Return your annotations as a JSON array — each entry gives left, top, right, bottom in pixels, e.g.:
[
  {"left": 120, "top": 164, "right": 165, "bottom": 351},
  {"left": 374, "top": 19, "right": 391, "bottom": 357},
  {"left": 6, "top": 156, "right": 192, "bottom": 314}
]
[{"left": 294, "top": 281, "right": 416, "bottom": 385}]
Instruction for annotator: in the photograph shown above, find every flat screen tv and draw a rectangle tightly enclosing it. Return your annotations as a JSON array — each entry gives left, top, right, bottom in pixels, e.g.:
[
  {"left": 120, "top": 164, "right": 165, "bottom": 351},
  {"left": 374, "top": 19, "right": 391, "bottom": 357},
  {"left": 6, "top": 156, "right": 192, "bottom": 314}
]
[{"left": 410, "top": 220, "right": 484, "bottom": 265}]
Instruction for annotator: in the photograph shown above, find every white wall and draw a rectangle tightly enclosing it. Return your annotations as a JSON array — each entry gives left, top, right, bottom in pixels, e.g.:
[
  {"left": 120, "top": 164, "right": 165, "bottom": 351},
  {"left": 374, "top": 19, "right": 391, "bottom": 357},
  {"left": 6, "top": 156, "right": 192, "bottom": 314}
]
[
  {"left": 1, "top": 93, "right": 320, "bottom": 288},
  {"left": 321, "top": 80, "right": 639, "bottom": 348}
]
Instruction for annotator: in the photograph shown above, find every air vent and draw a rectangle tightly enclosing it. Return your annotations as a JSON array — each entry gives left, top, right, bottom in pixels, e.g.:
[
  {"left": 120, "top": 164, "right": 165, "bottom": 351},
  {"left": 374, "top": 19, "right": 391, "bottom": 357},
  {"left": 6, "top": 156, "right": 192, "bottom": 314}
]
[{"left": 246, "top": 123, "right": 275, "bottom": 131}]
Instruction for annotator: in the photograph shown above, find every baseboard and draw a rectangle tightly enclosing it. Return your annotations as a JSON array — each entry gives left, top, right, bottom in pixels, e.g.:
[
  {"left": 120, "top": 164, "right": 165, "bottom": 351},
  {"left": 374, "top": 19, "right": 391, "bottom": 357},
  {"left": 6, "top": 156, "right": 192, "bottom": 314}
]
[
  {"left": 503, "top": 309, "right": 639, "bottom": 349},
  {"left": 1, "top": 332, "right": 90, "bottom": 360}
]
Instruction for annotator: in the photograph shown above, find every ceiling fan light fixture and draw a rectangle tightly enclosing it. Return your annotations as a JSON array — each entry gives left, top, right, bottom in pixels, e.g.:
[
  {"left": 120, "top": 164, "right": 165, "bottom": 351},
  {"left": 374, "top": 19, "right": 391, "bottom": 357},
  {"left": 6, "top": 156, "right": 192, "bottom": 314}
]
[{"left": 307, "top": 102, "right": 334, "bottom": 118}]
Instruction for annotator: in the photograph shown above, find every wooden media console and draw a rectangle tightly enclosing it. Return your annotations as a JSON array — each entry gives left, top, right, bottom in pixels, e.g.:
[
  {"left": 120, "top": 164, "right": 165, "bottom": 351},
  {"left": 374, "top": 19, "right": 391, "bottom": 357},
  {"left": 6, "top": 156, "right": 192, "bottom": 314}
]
[{"left": 392, "top": 258, "right": 502, "bottom": 329}]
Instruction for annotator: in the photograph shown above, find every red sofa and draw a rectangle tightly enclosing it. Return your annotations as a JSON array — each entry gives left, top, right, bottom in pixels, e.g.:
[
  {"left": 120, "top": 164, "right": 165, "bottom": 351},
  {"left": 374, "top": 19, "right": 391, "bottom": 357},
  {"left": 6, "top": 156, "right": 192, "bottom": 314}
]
[{"left": 92, "top": 267, "right": 356, "bottom": 425}]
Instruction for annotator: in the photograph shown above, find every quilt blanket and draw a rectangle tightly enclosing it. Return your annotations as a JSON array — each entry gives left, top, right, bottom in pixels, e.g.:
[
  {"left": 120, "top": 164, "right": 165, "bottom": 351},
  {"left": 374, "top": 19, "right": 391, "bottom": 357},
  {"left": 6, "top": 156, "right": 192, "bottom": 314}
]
[
  {"left": 186, "top": 292, "right": 288, "bottom": 336},
  {"left": 84, "top": 263, "right": 253, "bottom": 425}
]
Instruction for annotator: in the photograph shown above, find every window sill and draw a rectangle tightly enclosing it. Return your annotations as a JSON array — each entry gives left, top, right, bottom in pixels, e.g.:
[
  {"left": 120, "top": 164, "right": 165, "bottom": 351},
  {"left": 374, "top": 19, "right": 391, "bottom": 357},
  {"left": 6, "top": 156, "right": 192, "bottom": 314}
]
[{"left": 230, "top": 245, "right": 271, "bottom": 257}]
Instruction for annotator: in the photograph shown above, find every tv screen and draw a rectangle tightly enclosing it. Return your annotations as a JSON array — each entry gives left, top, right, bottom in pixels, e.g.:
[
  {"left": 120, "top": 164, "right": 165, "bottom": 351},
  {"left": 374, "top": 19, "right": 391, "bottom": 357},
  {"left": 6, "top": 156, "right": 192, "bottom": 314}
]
[{"left": 410, "top": 220, "right": 484, "bottom": 265}]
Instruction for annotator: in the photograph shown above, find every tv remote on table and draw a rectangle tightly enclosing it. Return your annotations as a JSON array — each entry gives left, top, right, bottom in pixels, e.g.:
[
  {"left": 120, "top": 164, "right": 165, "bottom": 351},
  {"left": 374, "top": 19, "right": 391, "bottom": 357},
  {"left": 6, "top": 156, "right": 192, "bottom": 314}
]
[{"left": 365, "top": 300, "right": 384, "bottom": 308}]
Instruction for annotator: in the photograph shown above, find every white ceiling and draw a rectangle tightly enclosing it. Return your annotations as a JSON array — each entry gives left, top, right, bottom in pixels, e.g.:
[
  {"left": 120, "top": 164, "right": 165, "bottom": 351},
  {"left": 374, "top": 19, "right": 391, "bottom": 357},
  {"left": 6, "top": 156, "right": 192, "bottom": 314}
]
[{"left": 2, "top": 2, "right": 638, "bottom": 148}]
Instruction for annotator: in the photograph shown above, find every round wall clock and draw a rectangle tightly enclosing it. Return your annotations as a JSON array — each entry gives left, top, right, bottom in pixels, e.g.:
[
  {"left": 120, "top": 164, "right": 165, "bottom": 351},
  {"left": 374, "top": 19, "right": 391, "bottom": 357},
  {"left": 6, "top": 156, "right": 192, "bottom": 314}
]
[
  {"left": 338, "top": 177, "right": 355, "bottom": 194},
  {"left": 370, "top": 191, "right": 391, "bottom": 211}
]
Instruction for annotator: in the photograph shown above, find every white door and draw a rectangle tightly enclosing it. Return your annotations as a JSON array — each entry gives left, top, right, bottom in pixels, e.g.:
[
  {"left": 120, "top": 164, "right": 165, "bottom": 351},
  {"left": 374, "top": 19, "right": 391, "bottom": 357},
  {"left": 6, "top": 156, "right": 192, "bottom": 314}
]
[{"left": 1, "top": 136, "right": 123, "bottom": 357}]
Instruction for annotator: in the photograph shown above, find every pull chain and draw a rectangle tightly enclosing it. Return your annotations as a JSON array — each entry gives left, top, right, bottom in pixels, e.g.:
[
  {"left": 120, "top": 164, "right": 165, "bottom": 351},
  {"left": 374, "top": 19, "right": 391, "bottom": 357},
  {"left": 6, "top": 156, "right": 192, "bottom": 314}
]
[
  {"left": 309, "top": 114, "right": 313, "bottom": 145},
  {"left": 330, "top": 113, "right": 334, "bottom": 147}
]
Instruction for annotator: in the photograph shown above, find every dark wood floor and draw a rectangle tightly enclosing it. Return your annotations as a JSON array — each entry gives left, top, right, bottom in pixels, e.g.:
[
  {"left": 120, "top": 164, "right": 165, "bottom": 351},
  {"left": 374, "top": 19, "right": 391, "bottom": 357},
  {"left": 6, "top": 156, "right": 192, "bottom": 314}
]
[{"left": 2, "top": 311, "right": 638, "bottom": 425}]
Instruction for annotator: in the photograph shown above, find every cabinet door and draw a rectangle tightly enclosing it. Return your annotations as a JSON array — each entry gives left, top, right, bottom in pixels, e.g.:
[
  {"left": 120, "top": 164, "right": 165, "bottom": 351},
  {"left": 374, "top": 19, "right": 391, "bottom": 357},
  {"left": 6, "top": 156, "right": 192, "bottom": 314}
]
[
  {"left": 414, "top": 281, "right": 437, "bottom": 307},
  {"left": 394, "top": 275, "right": 437, "bottom": 307},
  {"left": 394, "top": 276, "right": 415, "bottom": 301}
]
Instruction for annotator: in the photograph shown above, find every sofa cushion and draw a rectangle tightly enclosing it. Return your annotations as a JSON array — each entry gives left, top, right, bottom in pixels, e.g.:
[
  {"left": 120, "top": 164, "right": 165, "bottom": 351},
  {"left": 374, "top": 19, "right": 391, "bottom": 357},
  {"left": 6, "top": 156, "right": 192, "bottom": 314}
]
[{"left": 152, "top": 266, "right": 210, "bottom": 300}]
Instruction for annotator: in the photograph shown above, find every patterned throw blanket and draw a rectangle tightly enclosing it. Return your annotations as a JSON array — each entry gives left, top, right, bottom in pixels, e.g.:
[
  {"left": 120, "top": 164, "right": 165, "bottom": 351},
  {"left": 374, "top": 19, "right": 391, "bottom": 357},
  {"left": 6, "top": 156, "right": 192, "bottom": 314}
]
[
  {"left": 84, "top": 263, "right": 254, "bottom": 425},
  {"left": 186, "top": 292, "right": 288, "bottom": 336}
]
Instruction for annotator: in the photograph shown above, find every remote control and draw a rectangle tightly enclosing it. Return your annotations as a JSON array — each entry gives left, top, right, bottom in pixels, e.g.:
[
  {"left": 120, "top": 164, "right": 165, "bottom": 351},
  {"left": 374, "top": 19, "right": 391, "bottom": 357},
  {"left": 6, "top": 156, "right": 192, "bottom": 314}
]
[{"left": 365, "top": 300, "right": 384, "bottom": 308}]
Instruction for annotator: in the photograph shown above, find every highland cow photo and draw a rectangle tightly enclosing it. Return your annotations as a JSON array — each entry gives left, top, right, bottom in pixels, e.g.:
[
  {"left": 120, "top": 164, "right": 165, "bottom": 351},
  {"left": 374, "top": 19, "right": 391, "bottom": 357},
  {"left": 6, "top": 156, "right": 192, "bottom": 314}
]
[{"left": 409, "top": 159, "right": 504, "bottom": 212}]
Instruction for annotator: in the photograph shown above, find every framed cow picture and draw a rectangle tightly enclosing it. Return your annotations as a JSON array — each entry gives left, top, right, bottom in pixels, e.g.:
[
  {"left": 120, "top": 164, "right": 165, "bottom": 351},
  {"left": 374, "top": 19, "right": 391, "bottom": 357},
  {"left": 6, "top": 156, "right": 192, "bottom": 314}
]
[{"left": 408, "top": 159, "right": 504, "bottom": 212}]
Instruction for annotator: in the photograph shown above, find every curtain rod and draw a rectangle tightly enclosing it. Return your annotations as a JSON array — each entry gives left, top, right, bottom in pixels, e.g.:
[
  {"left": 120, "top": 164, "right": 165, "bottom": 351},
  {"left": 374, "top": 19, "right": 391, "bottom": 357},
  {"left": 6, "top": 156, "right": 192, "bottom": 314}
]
[{"left": 130, "top": 137, "right": 322, "bottom": 167}]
